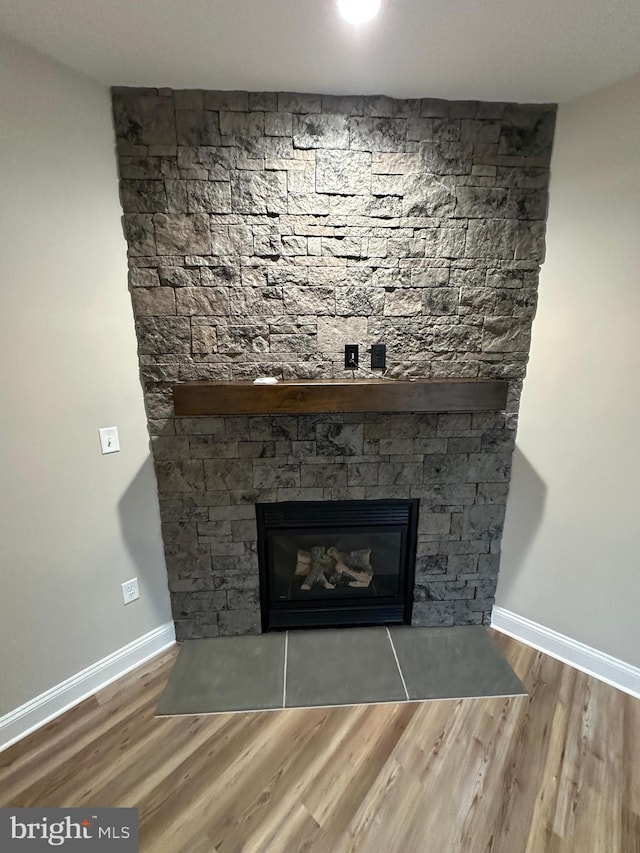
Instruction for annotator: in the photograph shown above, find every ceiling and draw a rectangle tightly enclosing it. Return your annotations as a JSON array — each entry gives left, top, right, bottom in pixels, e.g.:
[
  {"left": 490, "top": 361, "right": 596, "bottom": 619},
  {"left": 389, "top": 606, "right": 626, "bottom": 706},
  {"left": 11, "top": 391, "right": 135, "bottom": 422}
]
[{"left": 1, "top": 0, "right": 639, "bottom": 103}]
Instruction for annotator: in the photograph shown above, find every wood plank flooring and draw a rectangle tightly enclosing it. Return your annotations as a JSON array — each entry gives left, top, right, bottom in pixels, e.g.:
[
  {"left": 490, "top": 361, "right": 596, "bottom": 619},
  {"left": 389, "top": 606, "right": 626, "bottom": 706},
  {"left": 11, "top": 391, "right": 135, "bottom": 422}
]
[{"left": 1, "top": 631, "right": 638, "bottom": 852}]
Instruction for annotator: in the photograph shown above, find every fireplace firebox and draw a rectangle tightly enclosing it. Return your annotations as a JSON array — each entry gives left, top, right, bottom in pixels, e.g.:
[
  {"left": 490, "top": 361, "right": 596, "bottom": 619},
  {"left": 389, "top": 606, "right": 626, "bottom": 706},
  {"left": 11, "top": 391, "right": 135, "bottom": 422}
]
[{"left": 256, "top": 500, "right": 419, "bottom": 631}]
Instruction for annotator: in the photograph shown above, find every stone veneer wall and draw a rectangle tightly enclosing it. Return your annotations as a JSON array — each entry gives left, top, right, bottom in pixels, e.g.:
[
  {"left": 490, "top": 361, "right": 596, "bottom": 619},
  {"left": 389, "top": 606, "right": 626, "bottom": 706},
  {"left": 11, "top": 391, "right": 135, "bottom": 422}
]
[{"left": 112, "top": 89, "right": 555, "bottom": 639}]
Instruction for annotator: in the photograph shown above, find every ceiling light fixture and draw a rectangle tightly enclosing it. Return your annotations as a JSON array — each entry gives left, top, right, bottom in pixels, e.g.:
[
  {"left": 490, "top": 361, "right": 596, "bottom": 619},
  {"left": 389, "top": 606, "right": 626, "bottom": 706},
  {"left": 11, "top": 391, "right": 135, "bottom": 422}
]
[{"left": 337, "top": 0, "right": 382, "bottom": 24}]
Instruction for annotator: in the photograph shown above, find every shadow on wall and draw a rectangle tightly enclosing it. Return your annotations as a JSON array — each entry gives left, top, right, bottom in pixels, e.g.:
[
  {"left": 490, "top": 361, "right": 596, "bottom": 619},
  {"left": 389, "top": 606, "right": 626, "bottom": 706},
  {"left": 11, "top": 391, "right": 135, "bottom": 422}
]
[
  {"left": 117, "top": 454, "right": 170, "bottom": 618},
  {"left": 497, "top": 446, "right": 547, "bottom": 600}
]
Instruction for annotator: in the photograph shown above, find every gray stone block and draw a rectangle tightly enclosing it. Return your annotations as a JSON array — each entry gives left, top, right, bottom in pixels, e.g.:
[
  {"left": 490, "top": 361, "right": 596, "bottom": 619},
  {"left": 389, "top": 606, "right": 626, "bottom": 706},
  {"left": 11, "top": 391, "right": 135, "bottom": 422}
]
[
  {"left": 424, "top": 454, "right": 470, "bottom": 484},
  {"left": 252, "top": 464, "right": 300, "bottom": 489},
  {"left": 463, "top": 504, "right": 506, "bottom": 537},
  {"left": 459, "top": 286, "right": 496, "bottom": 316},
  {"left": 349, "top": 117, "right": 407, "bottom": 152},
  {"left": 186, "top": 180, "right": 232, "bottom": 214},
  {"left": 499, "top": 105, "right": 556, "bottom": 157},
  {"left": 447, "top": 553, "right": 479, "bottom": 575},
  {"left": 483, "top": 318, "right": 531, "bottom": 353},
  {"left": 378, "top": 462, "right": 423, "bottom": 486},
  {"left": 454, "top": 598, "right": 493, "bottom": 625},
  {"left": 238, "top": 441, "right": 276, "bottom": 459},
  {"left": 423, "top": 227, "right": 466, "bottom": 259},
  {"left": 383, "top": 288, "right": 422, "bottom": 316},
  {"left": 284, "top": 286, "right": 335, "bottom": 316},
  {"left": 119, "top": 153, "right": 180, "bottom": 181},
  {"left": 231, "top": 171, "right": 287, "bottom": 214},
  {"left": 346, "top": 462, "right": 379, "bottom": 486},
  {"left": 476, "top": 483, "right": 510, "bottom": 504},
  {"left": 176, "top": 287, "right": 228, "bottom": 315},
  {"left": 420, "top": 580, "right": 471, "bottom": 600},
  {"left": 411, "top": 601, "right": 454, "bottom": 627},
  {"left": 219, "top": 111, "right": 264, "bottom": 137},
  {"left": 176, "top": 110, "right": 221, "bottom": 146},
  {"left": 466, "top": 453, "right": 511, "bottom": 483},
  {"left": 301, "top": 463, "right": 347, "bottom": 488},
  {"left": 315, "top": 149, "right": 372, "bottom": 195},
  {"left": 120, "top": 180, "right": 168, "bottom": 213},
  {"left": 171, "top": 591, "right": 228, "bottom": 618},
  {"left": 204, "top": 91, "right": 250, "bottom": 111},
  {"left": 278, "top": 92, "right": 322, "bottom": 113},
  {"left": 292, "top": 113, "right": 349, "bottom": 149},
  {"left": 478, "top": 553, "right": 501, "bottom": 575},
  {"left": 154, "top": 213, "right": 211, "bottom": 254},
  {"left": 316, "top": 423, "right": 364, "bottom": 456},
  {"left": 129, "top": 268, "right": 160, "bottom": 288},
  {"left": 365, "top": 95, "right": 421, "bottom": 118},
  {"left": 248, "top": 92, "right": 278, "bottom": 112},
  {"left": 415, "top": 554, "right": 448, "bottom": 575},
  {"left": 336, "top": 284, "right": 385, "bottom": 316},
  {"left": 419, "top": 512, "right": 452, "bottom": 535},
  {"left": 191, "top": 324, "right": 217, "bottom": 355},
  {"left": 136, "top": 317, "right": 191, "bottom": 353},
  {"left": 455, "top": 186, "right": 509, "bottom": 219},
  {"left": 151, "top": 436, "right": 190, "bottom": 460},
  {"left": 165, "top": 180, "right": 188, "bottom": 213},
  {"left": 480, "top": 429, "right": 516, "bottom": 453},
  {"left": 270, "top": 332, "right": 316, "bottom": 352},
  {"left": 265, "top": 111, "right": 293, "bottom": 137},
  {"left": 431, "top": 325, "right": 482, "bottom": 353},
  {"left": 217, "top": 324, "right": 270, "bottom": 355},
  {"left": 447, "top": 437, "right": 482, "bottom": 453},
  {"left": 131, "top": 287, "right": 176, "bottom": 316},
  {"left": 173, "top": 90, "right": 203, "bottom": 111},
  {"left": 466, "top": 219, "right": 546, "bottom": 261},
  {"left": 204, "top": 459, "right": 253, "bottom": 490},
  {"left": 122, "top": 214, "right": 156, "bottom": 256},
  {"left": 157, "top": 266, "right": 200, "bottom": 288},
  {"left": 190, "top": 437, "right": 239, "bottom": 459},
  {"left": 155, "top": 460, "right": 205, "bottom": 493},
  {"left": 113, "top": 92, "right": 176, "bottom": 146},
  {"left": 419, "top": 140, "right": 472, "bottom": 174},
  {"left": 229, "top": 288, "right": 284, "bottom": 317},
  {"left": 423, "top": 288, "right": 459, "bottom": 315}
]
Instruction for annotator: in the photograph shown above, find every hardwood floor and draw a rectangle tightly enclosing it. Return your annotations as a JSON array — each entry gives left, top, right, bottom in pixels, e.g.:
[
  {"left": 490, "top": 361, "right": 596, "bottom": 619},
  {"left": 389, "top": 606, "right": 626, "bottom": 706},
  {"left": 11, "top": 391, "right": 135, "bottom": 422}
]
[{"left": 1, "top": 632, "right": 639, "bottom": 852}]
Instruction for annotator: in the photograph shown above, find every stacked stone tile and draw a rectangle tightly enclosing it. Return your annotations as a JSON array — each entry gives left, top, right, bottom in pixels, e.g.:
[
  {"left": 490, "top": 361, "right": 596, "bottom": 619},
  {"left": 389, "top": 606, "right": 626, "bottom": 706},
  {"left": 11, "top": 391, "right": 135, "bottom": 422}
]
[{"left": 112, "top": 88, "right": 555, "bottom": 639}]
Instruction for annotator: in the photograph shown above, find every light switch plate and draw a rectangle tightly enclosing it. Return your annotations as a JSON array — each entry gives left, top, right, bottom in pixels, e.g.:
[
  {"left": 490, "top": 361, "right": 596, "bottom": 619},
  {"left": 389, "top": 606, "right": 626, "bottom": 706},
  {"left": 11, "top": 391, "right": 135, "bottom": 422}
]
[{"left": 99, "top": 426, "right": 120, "bottom": 454}]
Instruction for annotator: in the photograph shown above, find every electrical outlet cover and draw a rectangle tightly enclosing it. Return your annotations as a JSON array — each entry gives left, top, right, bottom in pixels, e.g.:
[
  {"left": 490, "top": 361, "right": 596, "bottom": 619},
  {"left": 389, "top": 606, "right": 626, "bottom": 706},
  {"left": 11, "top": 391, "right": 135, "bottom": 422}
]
[
  {"left": 370, "top": 343, "right": 387, "bottom": 369},
  {"left": 121, "top": 577, "right": 139, "bottom": 605}
]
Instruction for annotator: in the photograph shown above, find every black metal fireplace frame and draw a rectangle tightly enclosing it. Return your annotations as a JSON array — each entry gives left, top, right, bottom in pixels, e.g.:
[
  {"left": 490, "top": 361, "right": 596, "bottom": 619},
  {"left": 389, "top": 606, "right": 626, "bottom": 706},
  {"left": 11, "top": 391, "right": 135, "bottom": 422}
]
[{"left": 256, "top": 499, "right": 419, "bottom": 632}]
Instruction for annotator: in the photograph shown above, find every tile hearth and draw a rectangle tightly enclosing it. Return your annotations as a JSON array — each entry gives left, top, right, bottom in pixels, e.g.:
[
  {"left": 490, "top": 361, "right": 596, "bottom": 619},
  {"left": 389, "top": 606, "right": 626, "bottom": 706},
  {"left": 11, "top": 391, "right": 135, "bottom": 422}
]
[{"left": 156, "top": 626, "right": 526, "bottom": 716}]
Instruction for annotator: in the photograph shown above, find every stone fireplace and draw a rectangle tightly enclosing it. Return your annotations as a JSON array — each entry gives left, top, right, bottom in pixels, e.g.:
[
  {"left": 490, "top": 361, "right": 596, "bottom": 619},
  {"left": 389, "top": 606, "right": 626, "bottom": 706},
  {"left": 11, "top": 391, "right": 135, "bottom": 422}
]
[{"left": 111, "top": 88, "right": 555, "bottom": 639}]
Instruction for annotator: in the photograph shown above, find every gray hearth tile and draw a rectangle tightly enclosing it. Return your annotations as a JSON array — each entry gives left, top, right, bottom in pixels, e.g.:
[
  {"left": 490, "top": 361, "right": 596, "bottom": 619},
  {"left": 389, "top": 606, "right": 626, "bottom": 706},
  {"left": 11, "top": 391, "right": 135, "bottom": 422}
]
[
  {"left": 285, "top": 628, "right": 406, "bottom": 708},
  {"left": 156, "top": 634, "right": 285, "bottom": 714},
  {"left": 389, "top": 625, "right": 525, "bottom": 700}
]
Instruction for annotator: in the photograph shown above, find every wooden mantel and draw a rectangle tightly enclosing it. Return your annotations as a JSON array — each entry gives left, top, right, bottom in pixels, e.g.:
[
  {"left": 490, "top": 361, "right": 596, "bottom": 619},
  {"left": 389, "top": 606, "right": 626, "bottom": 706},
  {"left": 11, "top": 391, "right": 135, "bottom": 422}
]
[{"left": 172, "top": 379, "right": 508, "bottom": 417}]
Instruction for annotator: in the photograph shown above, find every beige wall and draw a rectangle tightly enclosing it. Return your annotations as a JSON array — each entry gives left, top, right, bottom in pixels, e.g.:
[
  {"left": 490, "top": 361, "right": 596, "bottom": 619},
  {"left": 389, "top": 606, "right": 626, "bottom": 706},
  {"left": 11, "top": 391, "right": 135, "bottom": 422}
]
[
  {"left": 498, "top": 73, "right": 640, "bottom": 667},
  {"left": 0, "top": 35, "right": 172, "bottom": 716}
]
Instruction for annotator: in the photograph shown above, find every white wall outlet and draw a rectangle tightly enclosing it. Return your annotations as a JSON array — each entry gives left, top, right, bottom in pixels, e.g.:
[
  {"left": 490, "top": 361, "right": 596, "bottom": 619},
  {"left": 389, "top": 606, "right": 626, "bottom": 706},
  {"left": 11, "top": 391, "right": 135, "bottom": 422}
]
[
  {"left": 121, "top": 577, "right": 139, "bottom": 605},
  {"left": 99, "top": 426, "right": 120, "bottom": 455}
]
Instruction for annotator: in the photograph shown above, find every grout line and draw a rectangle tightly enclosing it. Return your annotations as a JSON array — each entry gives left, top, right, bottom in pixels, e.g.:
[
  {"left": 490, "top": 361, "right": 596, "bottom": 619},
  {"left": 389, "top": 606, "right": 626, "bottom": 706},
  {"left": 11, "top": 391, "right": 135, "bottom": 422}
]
[
  {"left": 386, "top": 627, "right": 410, "bottom": 701},
  {"left": 282, "top": 631, "right": 289, "bottom": 708}
]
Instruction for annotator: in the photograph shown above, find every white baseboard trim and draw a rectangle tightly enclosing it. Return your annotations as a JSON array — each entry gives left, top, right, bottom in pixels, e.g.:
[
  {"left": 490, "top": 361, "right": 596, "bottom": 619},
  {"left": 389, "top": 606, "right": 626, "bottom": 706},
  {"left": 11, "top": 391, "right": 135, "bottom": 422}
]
[
  {"left": 0, "top": 621, "right": 176, "bottom": 754},
  {"left": 491, "top": 606, "right": 640, "bottom": 701}
]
